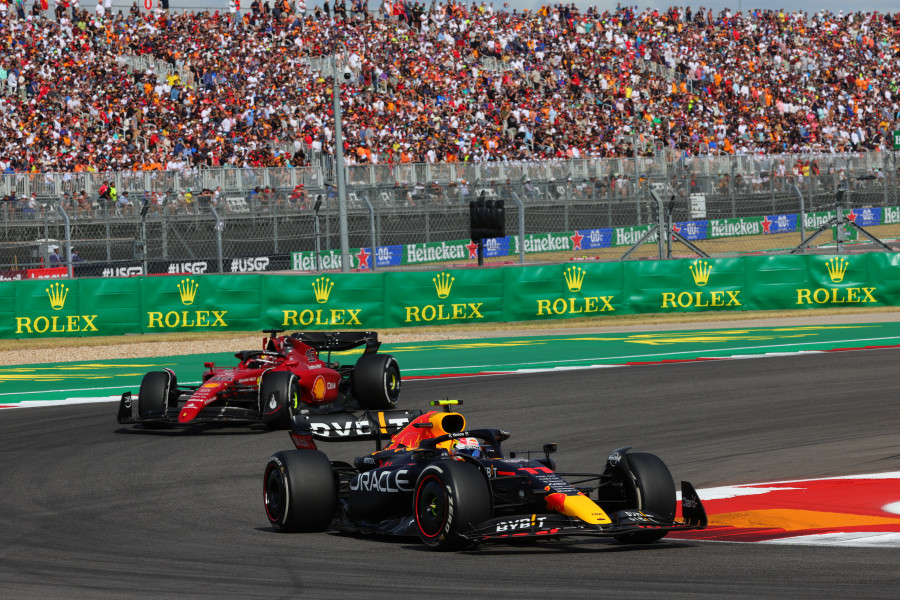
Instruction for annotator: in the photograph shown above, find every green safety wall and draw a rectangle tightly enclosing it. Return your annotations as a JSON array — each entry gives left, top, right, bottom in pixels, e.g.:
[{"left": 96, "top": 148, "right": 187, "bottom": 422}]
[{"left": 2, "top": 253, "right": 899, "bottom": 338}]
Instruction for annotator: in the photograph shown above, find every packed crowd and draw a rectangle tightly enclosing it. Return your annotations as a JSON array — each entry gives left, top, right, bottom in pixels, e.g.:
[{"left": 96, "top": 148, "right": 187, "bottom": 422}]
[{"left": 0, "top": 1, "right": 898, "bottom": 175}]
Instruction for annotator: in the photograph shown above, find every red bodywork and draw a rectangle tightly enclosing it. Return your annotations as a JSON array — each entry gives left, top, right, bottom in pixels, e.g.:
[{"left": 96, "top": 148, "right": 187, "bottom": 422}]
[{"left": 177, "top": 334, "right": 343, "bottom": 424}]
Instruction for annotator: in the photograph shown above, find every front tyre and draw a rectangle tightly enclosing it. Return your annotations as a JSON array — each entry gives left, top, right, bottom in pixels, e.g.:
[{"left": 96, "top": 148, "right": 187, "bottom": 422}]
[
  {"left": 614, "top": 452, "right": 676, "bottom": 544},
  {"left": 259, "top": 371, "right": 300, "bottom": 429},
  {"left": 263, "top": 450, "right": 337, "bottom": 532},
  {"left": 352, "top": 353, "right": 401, "bottom": 410},
  {"left": 414, "top": 460, "right": 491, "bottom": 551},
  {"left": 138, "top": 371, "right": 175, "bottom": 429}
]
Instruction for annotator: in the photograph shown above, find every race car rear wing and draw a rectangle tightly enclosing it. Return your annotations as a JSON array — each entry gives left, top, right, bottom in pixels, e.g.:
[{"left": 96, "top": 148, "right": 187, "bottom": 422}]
[
  {"left": 289, "top": 409, "right": 424, "bottom": 449},
  {"left": 289, "top": 331, "right": 382, "bottom": 354}
]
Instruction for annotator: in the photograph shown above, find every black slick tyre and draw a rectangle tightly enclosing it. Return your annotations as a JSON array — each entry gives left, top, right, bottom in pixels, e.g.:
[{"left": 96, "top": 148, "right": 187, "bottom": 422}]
[
  {"left": 138, "top": 371, "right": 174, "bottom": 429},
  {"left": 352, "top": 353, "right": 401, "bottom": 410},
  {"left": 263, "top": 450, "right": 337, "bottom": 532},
  {"left": 614, "top": 452, "right": 676, "bottom": 544},
  {"left": 414, "top": 460, "right": 491, "bottom": 551},
  {"left": 259, "top": 371, "right": 300, "bottom": 429}
]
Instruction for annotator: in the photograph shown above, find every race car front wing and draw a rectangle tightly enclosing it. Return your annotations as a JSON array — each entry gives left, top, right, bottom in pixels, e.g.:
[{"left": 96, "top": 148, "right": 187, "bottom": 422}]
[
  {"left": 470, "top": 481, "right": 707, "bottom": 543},
  {"left": 117, "top": 391, "right": 266, "bottom": 425}
]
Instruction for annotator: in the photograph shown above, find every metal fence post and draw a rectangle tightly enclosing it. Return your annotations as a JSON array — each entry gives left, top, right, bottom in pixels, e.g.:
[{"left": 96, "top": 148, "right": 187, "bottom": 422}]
[
  {"left": 730, "top": 162, "right": 737, "bottom": 218},
  {"left": 325, "top": 211, "right": 332, "bottom": 252},
  {"left": 364, "top": 195, "right": 376, "bottom": 271},
  {"left": 140, "top": 212, "right": 148, "bottom": 276},
  {"left": 332, "top": 45, "right": 351, "bottom": 274},
  {"left": 770, "top": 170, "right": 776, "bottom": 212},
  {"left": 605, "top": 187, "right": 612, "bottom": 228},
  {"left": 314, "top": 196, "right": 323, "bottom": 271},
  {"left": 211, "top": 205, "right": 224, "bottom": 273},
  {"left": 892, "top": 152, "right": 899, "bottom": 207},
  {"left": 105, "top": 208, "right": 112, "bottom": 263},
  {"left": 656, "top": 189, "right": 666, "bottom": 260},
  {"left": 883, "top": 152, "right": 891, "bottom": 207},
  {"left": 509, "top": 193, "right": 525, "bottom": 264},
  {"left": 162, "top": 219, "right": 168, "bottom": 261},
  {"left": 54, "top": 203, "right": 73, "bottom": 279},
  {"left": 634, "top": 162, "right": 642, "bottom": 226},
  {"left": 273, "top": 202, "right": 279, "bottom": 254},
  {"left": 792, "top": 184, "right": 807, "bottom": 245}
]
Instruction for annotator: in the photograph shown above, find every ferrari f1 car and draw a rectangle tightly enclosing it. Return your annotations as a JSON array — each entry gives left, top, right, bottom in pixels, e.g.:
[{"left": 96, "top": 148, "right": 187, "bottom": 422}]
[
  {"left": 262, "top": 401, "right": 707, "bottom": 550},
  {"left": 117, "top": 330, "right": 400, "bottom": 429}
]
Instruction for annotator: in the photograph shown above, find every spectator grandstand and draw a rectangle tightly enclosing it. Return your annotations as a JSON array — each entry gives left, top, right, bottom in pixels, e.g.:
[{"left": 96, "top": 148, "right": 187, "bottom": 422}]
[{"left": 0, "top": 1, "right": 897, "bottom": 179}]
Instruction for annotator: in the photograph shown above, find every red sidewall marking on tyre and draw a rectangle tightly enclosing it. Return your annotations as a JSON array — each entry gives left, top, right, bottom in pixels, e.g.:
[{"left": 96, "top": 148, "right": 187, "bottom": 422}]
[{"left": 415, "top": 474, "right": 448, "bottom": 539}]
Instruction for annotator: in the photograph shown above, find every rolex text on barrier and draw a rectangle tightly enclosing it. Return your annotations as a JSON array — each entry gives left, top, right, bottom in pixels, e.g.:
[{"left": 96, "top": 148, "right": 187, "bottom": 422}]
[
  {"left": 504, "top": 263, "right": 623, "bottom": 321},
  {"left": 385, "top": 269, "right": 502, "bottom": 325},
  {"left": 625, "top": 258, "right": 746, "bottom": 314},
  {"left": 2, "top": 254, "right": 900, "bottom": 339},
  {"left": 265, "top": 272, "right": 384, "bottom": 328}
]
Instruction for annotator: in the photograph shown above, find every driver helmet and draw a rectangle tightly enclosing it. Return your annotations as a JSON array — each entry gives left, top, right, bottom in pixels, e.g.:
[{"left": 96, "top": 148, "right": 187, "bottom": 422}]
[{"left": 454, "top": 437, "right": 481, "bottom": 458}]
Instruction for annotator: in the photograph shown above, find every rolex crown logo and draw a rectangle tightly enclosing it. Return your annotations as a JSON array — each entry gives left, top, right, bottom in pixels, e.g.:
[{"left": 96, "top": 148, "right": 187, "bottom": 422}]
[
  {"left": 689, "top": 260, "right": 712, "bottom": 287},
  {"left": 177, "top": 278, "right": 199, "bottom": 305},
  {"left": 564, "top": 266, "right": 586, "bottom": 293},
  {"left": 826, "top": 257, "right": 848, "bottom": 283},
  {"left": 433, "top": 272, "right": 455, "bottom": 299},
  {"left": 312, "top": 277, "right": 334, "bottom": 304},
  {"left": 46, "top": 282, "right": 68, "bottom": 310}
]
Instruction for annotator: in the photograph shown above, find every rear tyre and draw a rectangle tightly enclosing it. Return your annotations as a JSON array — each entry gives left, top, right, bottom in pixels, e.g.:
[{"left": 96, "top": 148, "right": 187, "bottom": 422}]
[
  {"left": 414, "top": 460, "right": 492, "bottom": 551},
  {"left": 263, "top": 450, "right": 337, "bottom": 532},
  {"left": 138, "top": 371, "right": 175, "bottom": 429},
  {"left": 259, "top": 371, "right": 300, "bottom": 429},
  {"left": 614, "top": 452, "right": 676, "bottom": 544},
  {"left": 352, "top": 353, "right": 400, "bottom": 410}
]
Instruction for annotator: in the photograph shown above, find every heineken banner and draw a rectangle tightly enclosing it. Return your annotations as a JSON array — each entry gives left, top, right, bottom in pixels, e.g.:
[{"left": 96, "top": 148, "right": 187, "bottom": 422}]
[
  {"left": 3, "top": 253, "right": 900, "bottom": 339},
  {"left": 288, "top": 208, "right": 896, "bottom": 271}
]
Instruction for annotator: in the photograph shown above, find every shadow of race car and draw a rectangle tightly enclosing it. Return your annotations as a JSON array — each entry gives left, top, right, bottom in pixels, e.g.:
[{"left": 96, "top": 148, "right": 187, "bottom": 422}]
[
  {"left": 117, "top": 330, "right": 400, "bottom": 429},
  {"left": 262, "top": 400, "right": 707, "bottom": 550}
]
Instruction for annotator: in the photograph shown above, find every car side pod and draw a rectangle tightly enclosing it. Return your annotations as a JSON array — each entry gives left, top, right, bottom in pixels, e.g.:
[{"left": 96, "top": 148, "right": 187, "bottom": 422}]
[{"left": 680, "top": 481, "right": 708, "bottom": 528}]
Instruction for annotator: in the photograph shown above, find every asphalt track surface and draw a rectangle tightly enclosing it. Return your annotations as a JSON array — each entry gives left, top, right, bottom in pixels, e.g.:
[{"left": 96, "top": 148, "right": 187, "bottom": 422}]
[{"left": 1, "top": 348, "right": 899, "bottom": 598}]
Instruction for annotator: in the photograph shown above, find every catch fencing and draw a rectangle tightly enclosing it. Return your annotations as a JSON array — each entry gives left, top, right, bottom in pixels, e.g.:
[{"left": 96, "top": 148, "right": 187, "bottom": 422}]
[{"left": 1, "top": 151, "right": 899, "bottom": 277}]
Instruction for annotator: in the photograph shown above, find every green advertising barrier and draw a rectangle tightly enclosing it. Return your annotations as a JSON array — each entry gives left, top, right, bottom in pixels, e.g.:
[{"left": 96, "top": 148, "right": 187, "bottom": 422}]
[
  {"left": 4, "top": 253, "right": 900, "bottom": 339},
  {"left": 743, "top": 253, "right": 894, "bottom": 311},
  {"left": 504, "top": 263, "right": 627, "bottom": 321},
  {"left": 141, "top": 274, "right": 265, "bottom": 333},
  {"left": 10, "top": 277, "right": 142, "bottom": 337},
  {"left": 742, "top": 254, "right": 810, "bottom": 310},
  {"left": 262, "top": 271, "right": 387, "bottom": 329},
  {"left": 624, "top": 257, "right": 746, "bottom": 313},
  {"left": 868, "top": 253, "right": 900, "bottom": 307},
  {"left": 384, "top": 268, "right": 506, "bottom": 326}
]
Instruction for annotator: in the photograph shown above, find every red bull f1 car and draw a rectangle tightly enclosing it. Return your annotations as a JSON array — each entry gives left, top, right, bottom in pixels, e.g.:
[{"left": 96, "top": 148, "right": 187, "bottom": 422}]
[
  {"left": 262, "top": 401, "right": 707, "bottom": 550},
  {"left": 117, "top": 330, "right": 400, "bottom": 429}
]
